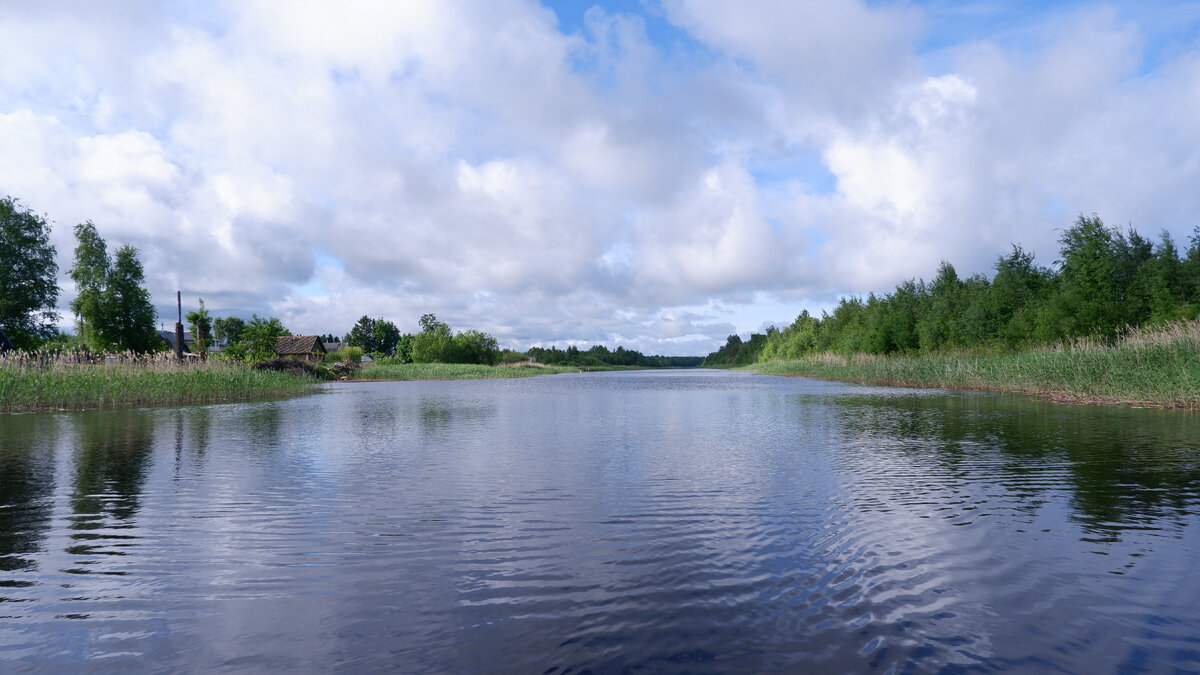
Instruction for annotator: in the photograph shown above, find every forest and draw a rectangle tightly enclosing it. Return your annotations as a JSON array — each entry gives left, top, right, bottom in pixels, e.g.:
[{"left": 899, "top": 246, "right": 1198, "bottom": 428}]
[
  {"left": 704, "top": 215, "right": 1200, "bottom": 366},
  {"left": 526, "top": 344, "right": 703, "bottom": 368}
]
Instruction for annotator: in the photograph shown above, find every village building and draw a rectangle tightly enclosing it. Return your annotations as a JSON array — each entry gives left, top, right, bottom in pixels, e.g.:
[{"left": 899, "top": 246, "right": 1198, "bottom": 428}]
[
  {"left": 275, "top": 335, "right": 327, "bottom": 361},
  {"left": 157, "top": 330, "right": 193, "bottom": 354}
]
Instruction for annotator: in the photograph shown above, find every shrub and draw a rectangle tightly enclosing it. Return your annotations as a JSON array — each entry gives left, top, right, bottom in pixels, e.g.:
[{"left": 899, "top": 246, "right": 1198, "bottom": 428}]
[
  {"left": 499, "top": 349, "right": 529, "bottom": 364},
  {"left": 253, "top": 357, "right": 331, "bottom": 380},
  {"left": 323, "top": 346, "right": 363, "bottom": 363}
]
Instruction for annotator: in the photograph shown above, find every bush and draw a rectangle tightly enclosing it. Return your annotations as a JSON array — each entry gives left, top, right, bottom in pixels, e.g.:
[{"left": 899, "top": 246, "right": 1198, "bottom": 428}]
[
  {"left": 326, "top": 359, "right": 361, "bottom": 378},
  {"left": 411, "top": 331, "right": 499, "bottom": 365},
  {"left": 499, "top": 349, "right": 529, "bottom": 364},
  {"left": 253, "top": 358, "right": 331, "bottom": 380},
  {"left": 324, "top": 346, "right": 363, "bottom": 363}
]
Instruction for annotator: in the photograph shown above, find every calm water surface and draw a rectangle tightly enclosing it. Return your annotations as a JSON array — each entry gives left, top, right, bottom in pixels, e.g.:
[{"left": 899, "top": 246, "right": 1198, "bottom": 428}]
[{"left": 2, "top": 370, "right": 1199, "bottom": 673}]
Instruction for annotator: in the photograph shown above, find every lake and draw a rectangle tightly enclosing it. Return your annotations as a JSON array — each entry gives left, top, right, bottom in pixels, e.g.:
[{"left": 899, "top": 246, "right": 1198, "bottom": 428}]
[{"left": 2, "top": 369, "right": 1199, "bottom": 673}]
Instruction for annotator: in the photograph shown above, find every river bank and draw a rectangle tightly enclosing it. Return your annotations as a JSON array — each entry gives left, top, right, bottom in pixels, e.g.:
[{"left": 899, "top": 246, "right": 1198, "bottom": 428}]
[
  {"left": 0, "top": 353, "right": 319, "bottom": 413},
  {"left": 0, "top": 356, "right": 583, "bottom": 412},
  {"left": 749, "top": 321, "right": 1200, "bottom": 409},
  {"left": 348, "top": 362, "right": 581, "bottom": 381}
]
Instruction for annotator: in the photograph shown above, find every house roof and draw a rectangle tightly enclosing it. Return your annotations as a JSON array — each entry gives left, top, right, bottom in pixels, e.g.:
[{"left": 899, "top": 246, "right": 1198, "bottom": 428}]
[
  {"left": 157, "top": 330, "right": 192, "bottom": 352},
  {"left": 276, "top": 335, "right": 327, "bottom": 355}
]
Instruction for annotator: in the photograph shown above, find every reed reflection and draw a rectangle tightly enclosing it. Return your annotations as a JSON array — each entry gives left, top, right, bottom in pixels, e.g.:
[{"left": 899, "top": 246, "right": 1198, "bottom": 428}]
[
  {"left": 826, "top": 393, "right": 1200, "bottom": 538},
  {"left": 0, "top": 415, "right": 58, "bottom": 600}
]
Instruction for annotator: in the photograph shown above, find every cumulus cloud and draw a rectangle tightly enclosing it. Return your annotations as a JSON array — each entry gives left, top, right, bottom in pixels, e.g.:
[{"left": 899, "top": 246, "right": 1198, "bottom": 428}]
[{"left": 1, "top": 1, "right": 1199, "bottom": 354}]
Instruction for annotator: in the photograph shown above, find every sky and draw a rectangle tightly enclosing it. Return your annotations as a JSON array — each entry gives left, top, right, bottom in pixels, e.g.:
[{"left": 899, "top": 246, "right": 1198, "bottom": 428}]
[{"left": 3, "top": 1, "right": 1200, "bottom": 355}]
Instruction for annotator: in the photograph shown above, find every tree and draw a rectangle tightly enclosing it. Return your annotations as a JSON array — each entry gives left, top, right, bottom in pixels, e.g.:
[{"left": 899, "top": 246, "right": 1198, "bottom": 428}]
[
  {"left": 186, "top": 299, "right": 213, "bottom": 357},
  {"left": 239, "top": 314, "right": 289, "bottom": 362},
  {"left": 1136, "top": 231, "right": 1189, "bottom": 322},
  {"left": 371, "top": 319, "right": 401, "bottom": 356},
  {"left": 347, "top": 315, "right": 378, "bottom": 352},
  {"left": 453, "top": 329, "right": 500, "bottom": 365},
  {"left": 345, "top": 316, "right": 402, "bottom": 355},
  {"left": 917, "top": 262, "right": 959, "bottom": 352},
  {"left": 419, "top": 313, "right": 450, "bottom": 336},
  {"left": 0, "top": 196, "right": 59, "bottom": 349},
  {"left": 412, "top": 330, "right": 453, "bottom": 363},
  {"left": 70, "top": 221, "right": 110, "bottom": 351},
  {"left": 213, "top": 316, "right": 246, "bottom": 346},
  {"left": 69, "top": 222, "right": 158, "bottom": 353},
  {"left": 412, "top": 313, "right": 453, "bottom": 362},
  {"left": 1053, "top": 214, "right": 1131, "bottom": 337},
  {"left": 988, "top": 245, "right": 1050, "bottom": 348},
  {"left": 395, "top": 333, "right": 415, "bottom": 362},
  {"left": 1122, "top": 228, "right": 1155, "bottom": 326},
  {"left": 409, "top": 313, "right": 499, "bottom": 364},
  {"left": 1181, "top": 226, "right": 1200, "bottom": 312},
  {"left": 105, "top": 245, "right": 159, "bottom": 353}
]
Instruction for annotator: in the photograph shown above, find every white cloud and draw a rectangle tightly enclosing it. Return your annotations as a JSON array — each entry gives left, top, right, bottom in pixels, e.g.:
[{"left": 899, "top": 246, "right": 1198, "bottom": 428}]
[
  {"left": 662, "top": 0, "right": 922, "bottom": 125},
  {"left": 2, "top": 1, "right": 1199, "bottom": 354},
  {"left": 633, "top": 161, "right": 785, "bottom": 301}
]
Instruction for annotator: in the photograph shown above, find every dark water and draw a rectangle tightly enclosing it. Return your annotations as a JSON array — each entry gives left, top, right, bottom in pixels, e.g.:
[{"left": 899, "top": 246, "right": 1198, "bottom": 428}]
[{"left": 2, "top": 370, "right": 1199, "bottom": 673}]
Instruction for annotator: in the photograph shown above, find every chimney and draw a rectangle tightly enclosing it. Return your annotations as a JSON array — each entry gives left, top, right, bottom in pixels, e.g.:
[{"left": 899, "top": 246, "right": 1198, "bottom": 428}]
[{"left": 174, "top": 290, "right": 184, "bottom": 360}]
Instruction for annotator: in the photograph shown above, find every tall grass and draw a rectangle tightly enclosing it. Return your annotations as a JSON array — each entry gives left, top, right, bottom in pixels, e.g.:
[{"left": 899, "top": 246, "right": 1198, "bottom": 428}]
[
  {"left": 350, "top": 362, "right": 580, "bottom": 381},
  {"left": 1, "top": 351, "right": 319, "bottom": 412},
  {"left": 751, "top": 320, "right": 1200, "bottom": 409}
]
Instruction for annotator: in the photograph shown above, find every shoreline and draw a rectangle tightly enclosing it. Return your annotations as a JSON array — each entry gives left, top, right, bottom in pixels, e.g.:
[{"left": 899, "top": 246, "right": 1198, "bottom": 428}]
[
  {"left": 745, "top": 341, "right": 1200, "bottom": 411},
  {"left": 749, "top": 366, "right": 1182, "bottom": 409},
  {"left": 0, "top": 360, "right": 585, "bottom": 413},
  {"left": 0, "top": 364, "right": 320, "bottom": 414},
  {"left": 344, "top": 362, "right": 581, "bottom": 381}
]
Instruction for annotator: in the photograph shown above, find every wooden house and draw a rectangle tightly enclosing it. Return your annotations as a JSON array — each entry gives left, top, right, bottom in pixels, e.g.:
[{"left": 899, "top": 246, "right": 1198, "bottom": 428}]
[
  {"left": 157, "top": 330, "right": 193, "bottom": 354},
  {"left": 275, "top": 335, "right": 327, "bottom": 361}
]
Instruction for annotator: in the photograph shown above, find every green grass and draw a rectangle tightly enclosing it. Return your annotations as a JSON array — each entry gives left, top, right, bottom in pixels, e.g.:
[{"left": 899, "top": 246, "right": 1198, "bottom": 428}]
[
  {"left": 1, "top": 353, "right": 319, "bottom": 412},
  {"left": 349, "top": 362, "right": 581, "bottom": 381},
  {"left": 749, "top": 320, "right": 1200, "bottom": 409}
]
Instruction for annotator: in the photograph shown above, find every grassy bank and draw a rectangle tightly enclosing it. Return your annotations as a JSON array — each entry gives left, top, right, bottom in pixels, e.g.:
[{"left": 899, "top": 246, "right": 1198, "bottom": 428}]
[
  {"left": 750, "top": 320, "right": 1200, "bottom": 409},
  {"left": 1, "top": 352, "right": 319, "bottom": 412},
  {"left": 349, "top": 362, "right": 581, "bottom": 381}
]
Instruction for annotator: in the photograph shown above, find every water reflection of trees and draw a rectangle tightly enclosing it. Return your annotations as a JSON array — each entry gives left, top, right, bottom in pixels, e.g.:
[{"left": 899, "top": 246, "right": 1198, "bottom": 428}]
[
  {"left": 66, "top": 411, "right": 155, "bottom": 575},
  {"left": 824, "top": 393, "right": 1200, "bottom": 537},
  {"left": 243, "top": 405, "right": 283, "bottom": 450},
  {"left": 173, "top": 407, "right": 213, "bottom": 476},
  {"left": 0, "top": 415, "right": 58, "bottom": 598},
  {"left": 417, "top": 398, "right": 497, "bottom": 435},
  {"left": 188, "top": 406, "right": 211, "bottom": 457}
]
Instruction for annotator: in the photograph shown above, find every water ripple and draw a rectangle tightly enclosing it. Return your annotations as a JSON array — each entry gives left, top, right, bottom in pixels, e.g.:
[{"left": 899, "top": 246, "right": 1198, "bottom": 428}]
[{"left": 1, "top": 374, "right": 1198, "bottom": 672}]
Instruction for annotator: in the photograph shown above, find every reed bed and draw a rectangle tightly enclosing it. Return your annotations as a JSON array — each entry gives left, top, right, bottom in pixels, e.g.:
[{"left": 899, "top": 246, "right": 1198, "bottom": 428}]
[
  {"left": 751, "top": 319, "right": 1200, "bottom": 409},
  {"left": 351, "top": 362, "right": 580, "bottom": 381},
  {"left": 1, "top": 351, "right": 319, "bottom": 412}
]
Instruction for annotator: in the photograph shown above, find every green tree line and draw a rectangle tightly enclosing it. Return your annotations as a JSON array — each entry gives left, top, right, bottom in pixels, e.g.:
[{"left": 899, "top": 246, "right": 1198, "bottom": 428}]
[
  {"left": 705, "top": 214, "right": 1200, "bottom": 366},
  {"left": 0, "top": 197, "right": 59, "bottom": 349},
  {"left": 527, "top": 343, "right": 703, "bottom": 368},
  {"left": 338, "top": 313, "right": 501, "bottom": 366},
  {"left": 0, "top": 197, "right": 298, "bottom": 360}
]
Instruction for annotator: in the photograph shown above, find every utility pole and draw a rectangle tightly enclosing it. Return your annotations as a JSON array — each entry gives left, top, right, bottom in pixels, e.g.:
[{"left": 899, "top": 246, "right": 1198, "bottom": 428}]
[{"left": 174, "top": 291, "right": 184, "bottom": 360}]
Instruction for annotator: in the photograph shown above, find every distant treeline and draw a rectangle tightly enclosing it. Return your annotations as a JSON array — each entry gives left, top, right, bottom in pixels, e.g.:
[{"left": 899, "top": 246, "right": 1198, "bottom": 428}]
[
  {"left": 528, "top": 344, "right": 703, "bottom": 368},
  {"left": 704, "top": 214, "right": 1200, "bottom": 366},
  {"left": 327, "top": 313, "right": 502, "bottom": 366}
]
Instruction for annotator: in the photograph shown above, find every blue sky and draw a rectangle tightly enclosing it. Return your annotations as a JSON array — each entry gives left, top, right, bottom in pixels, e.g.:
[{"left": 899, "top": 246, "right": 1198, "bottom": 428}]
[{"left": 3, "top": 1, "right": 1200, "bottom": 354}]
